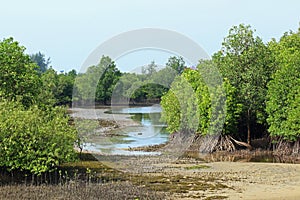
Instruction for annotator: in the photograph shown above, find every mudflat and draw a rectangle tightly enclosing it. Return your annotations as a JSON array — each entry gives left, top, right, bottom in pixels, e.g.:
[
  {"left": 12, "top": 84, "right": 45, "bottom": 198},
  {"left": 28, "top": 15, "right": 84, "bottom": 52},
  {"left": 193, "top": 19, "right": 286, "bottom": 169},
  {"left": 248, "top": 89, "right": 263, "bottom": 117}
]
[{"left": 73, "top": 107, "right": 300, "bottom": 200}]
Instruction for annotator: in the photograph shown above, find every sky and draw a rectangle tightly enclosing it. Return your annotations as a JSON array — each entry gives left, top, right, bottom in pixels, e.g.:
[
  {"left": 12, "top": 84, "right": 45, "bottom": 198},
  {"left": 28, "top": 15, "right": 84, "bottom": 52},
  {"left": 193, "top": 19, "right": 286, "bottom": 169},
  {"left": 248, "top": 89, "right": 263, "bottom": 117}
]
[{"left": 1, "top": 0, "right": 300, "bottom": 72}]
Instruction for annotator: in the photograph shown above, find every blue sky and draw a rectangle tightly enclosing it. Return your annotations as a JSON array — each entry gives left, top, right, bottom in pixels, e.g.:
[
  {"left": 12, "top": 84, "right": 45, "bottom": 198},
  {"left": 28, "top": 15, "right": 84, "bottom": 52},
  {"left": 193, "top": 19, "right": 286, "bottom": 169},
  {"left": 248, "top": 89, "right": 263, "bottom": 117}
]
[{"left": 1, "top": 0, "right": 299, "bottom": 72}]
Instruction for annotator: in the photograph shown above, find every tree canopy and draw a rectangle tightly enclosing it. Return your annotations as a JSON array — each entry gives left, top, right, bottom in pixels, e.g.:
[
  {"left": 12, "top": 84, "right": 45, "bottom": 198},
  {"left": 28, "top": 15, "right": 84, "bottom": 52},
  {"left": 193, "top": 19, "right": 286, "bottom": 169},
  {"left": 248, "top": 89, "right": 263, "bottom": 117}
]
[
  {"left": 161, "top": 66, "right": 242, "bottom": 137},
  {"left": 74, "top": 56, "right": 121, "bottom": 105},
  {"left": 213, "top": 24, "right": 274, "bottom": 144},
  {"left": 0, "top": 100, "right": 77, "bottom": 174},
  {"left": 166, "top": 56, "right": 186, "bottom": 75},
  {"left": 30, "top": 51, "right": 51, "bottom": 74},
  {"left": 0, "top": 38, "right": 40, "bottom": 107},
  {"left": 266, "top": 29, "right": 300, "bottom": 142}
]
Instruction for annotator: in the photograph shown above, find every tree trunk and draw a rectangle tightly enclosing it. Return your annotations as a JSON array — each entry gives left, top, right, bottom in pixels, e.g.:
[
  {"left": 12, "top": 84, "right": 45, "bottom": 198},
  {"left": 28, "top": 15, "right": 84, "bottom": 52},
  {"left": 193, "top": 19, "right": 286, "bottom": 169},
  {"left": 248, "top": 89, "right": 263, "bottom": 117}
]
[{"left": 247, "top": 108, "right": 251, "bottom": 145}]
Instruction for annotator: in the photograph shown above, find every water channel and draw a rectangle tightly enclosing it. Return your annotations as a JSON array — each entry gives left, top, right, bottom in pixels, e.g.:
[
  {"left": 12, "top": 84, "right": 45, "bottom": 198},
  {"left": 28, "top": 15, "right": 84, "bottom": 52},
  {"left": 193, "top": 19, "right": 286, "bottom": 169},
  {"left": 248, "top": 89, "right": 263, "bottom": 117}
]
[
  {"left": 80, "top": 106, "right": 299, "bottom": 163},
  {"left": 84, "top": 106, "right": 169, "bottom": 155}
]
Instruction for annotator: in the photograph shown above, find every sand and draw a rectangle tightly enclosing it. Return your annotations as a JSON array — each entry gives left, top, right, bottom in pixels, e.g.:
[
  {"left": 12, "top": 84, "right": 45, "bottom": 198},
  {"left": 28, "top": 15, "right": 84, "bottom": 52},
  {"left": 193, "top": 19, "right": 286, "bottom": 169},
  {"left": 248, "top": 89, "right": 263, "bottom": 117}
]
[{"left": 72, "top": 107, "right": 300, "bottom": 200}]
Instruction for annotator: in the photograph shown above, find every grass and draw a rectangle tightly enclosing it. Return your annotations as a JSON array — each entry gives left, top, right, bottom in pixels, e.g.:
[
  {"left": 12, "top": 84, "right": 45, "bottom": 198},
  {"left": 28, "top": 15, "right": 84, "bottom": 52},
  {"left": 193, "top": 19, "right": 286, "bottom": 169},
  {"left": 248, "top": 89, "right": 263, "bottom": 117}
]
[{"left": 184, "top": 164, "right": 211, "bottom": 170}]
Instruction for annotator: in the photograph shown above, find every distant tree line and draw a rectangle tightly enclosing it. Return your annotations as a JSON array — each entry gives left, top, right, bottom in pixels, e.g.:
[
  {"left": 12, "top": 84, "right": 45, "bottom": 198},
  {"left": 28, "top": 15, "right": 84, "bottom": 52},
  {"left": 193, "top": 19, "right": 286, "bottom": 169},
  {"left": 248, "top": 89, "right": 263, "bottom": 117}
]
[{"left": 73, "top": 56, "right": 185, "bottom": 105}]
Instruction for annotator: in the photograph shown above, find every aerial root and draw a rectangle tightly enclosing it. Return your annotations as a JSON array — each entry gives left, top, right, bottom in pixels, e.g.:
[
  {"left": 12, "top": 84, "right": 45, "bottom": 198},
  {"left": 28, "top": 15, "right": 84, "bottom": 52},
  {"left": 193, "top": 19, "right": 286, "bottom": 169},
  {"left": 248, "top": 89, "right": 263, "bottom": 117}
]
[{"left": 273, "top": 137, "right": 300, "bottom": 156}]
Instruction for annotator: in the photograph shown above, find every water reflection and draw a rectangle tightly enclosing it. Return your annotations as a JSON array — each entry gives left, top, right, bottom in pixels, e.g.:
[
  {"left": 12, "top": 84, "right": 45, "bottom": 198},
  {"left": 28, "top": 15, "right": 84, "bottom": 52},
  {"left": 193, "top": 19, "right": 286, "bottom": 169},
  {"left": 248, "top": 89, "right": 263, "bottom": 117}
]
[{"left": 84, "top": 106, "right": 169, "bottom": 155}]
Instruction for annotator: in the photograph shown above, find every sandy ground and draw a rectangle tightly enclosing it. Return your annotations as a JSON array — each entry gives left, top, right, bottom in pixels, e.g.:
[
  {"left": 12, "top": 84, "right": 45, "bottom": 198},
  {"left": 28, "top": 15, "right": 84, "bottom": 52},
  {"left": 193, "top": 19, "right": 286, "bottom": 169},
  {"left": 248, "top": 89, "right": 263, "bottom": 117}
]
[
  {"left": 72, "top": 107, "right": 300, "bottom": 200},
  {"left": 192, "top": 162, "right": 300, "bottom": 200},
  {"left": 92, "top": 153, "right": 300, "bottom": 200}
]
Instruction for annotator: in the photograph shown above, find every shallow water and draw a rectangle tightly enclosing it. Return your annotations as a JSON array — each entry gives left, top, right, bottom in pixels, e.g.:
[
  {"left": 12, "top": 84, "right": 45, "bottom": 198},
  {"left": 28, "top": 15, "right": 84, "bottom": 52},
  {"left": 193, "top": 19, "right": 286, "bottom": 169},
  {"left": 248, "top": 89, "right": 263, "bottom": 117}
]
[{"left": 84, "top": 105, "right": 169, "bottom": 155}]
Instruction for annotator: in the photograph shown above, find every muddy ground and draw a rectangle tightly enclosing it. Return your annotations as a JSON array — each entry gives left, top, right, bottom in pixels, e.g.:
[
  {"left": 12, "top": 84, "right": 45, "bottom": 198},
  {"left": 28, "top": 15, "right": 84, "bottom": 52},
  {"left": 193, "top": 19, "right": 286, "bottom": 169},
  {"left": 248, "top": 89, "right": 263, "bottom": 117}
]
[{"left": 68, "top": 107, "right": 300, "bottom": 199}]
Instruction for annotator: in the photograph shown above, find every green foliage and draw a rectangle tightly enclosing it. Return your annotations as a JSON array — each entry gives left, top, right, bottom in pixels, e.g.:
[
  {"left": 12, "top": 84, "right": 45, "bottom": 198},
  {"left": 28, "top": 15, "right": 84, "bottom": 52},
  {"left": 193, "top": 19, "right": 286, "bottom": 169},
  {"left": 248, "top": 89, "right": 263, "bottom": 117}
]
[
  {"left": 96, "top": 56, "right": 121, "bottom": 104},
  {"left": 160, "top": 89, "right": 181, "bottom": 133},
  {"left": 166, "top": 56, "right": 186, "bottom": 75},
  {"left": 112, "top": 73, "right": 140, "bottom": 102},
  {"left": 142, "top": 61, "right": 157, "bottom": 75},
  {"left": 131, "top": 83, "right": 168, "bottom": 101},
  {"left": 57, "top": 70, "right": 77, "bottom": 105},
  {"left": 0, "top": 100, "right": 78, "bottom": 174},
  {"left": 161, "top": 67, "right": 242, "bottom": 136},
  {"left": 266, "top": 30, "right": 300, "bottom": 141},
  {"left": 113, "top": 62, "right": 176, "bottom": 104},
  {"left": 0, "top": 37, "right": 40, "bottom": 107},
  {"left": 213, "top": 24, "right": 274, "bottom": 143},
  {"left": 30, "top": 52, "right": 51, "bottom": 74},
  {"left": 37, "top": 68, "right": 77, "bottom": 107},
  {"left": 161, "top": 70, "right": 198, "bottom": 133},
  {"left": 38, "top": 68, "right": 58, "bottom": 107},
  {"left": 74, "top": 56, "right": 121, "bottom": 104},
  {"left": 152, "top": 67, "right": 178, "bottom": 88}
]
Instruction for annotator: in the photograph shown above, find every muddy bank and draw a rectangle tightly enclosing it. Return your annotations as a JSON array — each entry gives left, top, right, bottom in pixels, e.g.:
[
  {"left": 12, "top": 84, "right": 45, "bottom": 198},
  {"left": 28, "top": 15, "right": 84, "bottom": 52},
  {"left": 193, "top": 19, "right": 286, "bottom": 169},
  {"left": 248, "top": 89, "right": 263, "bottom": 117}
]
[
  {"left": 90, "top": 152, "right": 300, "bottom": 200},
  {"left": 70, "top": 108, "right": 300, "bottom": 199},
  {"left": 71, "top": 107, "right": 139, "bottom": 127},
  {"left": 70, "top": 107, "right": 140, "bottom": 137}
]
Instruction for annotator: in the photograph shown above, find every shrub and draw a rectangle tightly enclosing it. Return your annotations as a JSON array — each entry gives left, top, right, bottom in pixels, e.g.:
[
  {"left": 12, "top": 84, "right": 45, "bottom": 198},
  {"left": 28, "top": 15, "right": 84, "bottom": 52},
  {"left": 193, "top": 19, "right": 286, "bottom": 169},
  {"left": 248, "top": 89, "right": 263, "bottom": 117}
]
[{"left": 0, "top": 100, "right": 78, "bottom": 174}]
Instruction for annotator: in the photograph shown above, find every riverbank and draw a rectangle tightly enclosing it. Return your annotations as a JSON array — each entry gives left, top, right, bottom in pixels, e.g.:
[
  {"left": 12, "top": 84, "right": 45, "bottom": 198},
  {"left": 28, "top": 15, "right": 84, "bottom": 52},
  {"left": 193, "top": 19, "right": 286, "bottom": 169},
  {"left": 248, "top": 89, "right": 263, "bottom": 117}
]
[{"left": 70, "top": 107, "right": 300, "bottom": 199}]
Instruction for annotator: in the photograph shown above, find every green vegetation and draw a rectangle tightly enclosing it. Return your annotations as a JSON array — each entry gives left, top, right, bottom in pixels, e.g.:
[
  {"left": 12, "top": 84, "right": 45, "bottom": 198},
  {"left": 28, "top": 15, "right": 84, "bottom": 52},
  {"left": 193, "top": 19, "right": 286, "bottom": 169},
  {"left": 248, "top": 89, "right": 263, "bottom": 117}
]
[
  {"left": 74, "top": 56, "right": 121, "bottom": 105},
  {"left": 0, "top": 38, "right": 78, "bottom": 175},
  {"left": 0, "top": 100, "right": 77, "bottom": 174},
  {"left": 266, "top": 29, "right": 300, "bottom": 147},
  {"left": 161, "top": 67, "right": 242, "bottom": 137},
  {"left": 184, "top": 164, "right": 211, "bottom": 170},
  {"left": 166, "top": 56, "right": 186, "bottom": 74},
  {"left": 39, "top": 68, "right": 77, "bottom": 106},
  {"left": 30, "top": 51, "right": 51, "bottom": 74},
  {"left": 161, "top": 24, "right": 300, "bottom": 154},
  {"left": 0, "top": 38, "right": 40, "bottom": 107},
  {"left": 213, "top": 24, "right": 274, "bottom": 144},
  {"left": 111, "top": 60, "right": 178, "bottom": 105},
  {"left": 1, "top": 21, "right": 300, "bottom": 183}
]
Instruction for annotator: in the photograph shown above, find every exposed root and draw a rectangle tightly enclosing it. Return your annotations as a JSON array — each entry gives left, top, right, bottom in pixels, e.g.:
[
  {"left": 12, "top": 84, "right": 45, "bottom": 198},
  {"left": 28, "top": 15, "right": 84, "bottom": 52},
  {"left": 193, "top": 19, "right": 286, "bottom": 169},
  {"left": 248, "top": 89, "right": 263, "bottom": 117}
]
[
  {"left": 198, "top": 134, "right": 220, "bottom": 153},
  {"left": 167, "top": 132, "right": 255, "bottom": 154},
  {"left": 196, "top": 134, "right": 239, "bottom": 153},
  {"left": 273, "top": 137, "right": 300, "bottom": 156},
  {"left": 192, "top": 134, "right": 253, "bottom": 153},
  {"left": 214, "top": 135, "right": 237, "bottom": 152},
  {"left": 163, "top": 131, "right": 195, "bottom": 156}
]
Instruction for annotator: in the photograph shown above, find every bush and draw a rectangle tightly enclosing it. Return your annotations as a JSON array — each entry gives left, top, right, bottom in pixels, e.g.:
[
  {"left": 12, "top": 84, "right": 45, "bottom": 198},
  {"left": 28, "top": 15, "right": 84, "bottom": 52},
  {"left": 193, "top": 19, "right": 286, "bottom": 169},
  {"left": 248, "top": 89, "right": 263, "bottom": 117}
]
[{"left": 0, "top": 100, "right": 78, "bottom": 174}]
